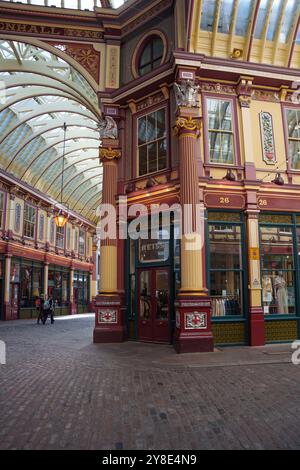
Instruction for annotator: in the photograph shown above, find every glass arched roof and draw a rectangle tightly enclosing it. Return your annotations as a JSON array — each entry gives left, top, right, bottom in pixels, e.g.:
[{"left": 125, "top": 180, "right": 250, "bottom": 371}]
[
  {"left": 0, "top": 40, "right": 102, "bottom": 223},
  {"left": 0, "top": 0, "right": 127, "bottom": 10}
]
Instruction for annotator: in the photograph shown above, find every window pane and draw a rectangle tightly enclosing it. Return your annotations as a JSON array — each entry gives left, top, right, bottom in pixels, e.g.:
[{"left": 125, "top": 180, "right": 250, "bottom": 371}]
[
  {"left": 158, "top": 139, "right": 167, "bottom": 170},
  {"left": 260, "top": 226, "right": 294, "bottom": 270},
  {"left": 286, "top": 109, "right": 299, "bottom": 138},
  {"left": 210, "top": 271, "right": 243, "bottom": 316},
  {"left": 156, "top": 109, "right": 166, "bottom": 139},
  {"left": 221, "top": 133, "right": 234, "bottom": 163},
  {"left": 289, "top": 141, "right": 300, "bottom": 169},
  {"left": 209, "top": 225, "right": 242, "bottom": 269},
  {"left": 156, "top": 271, "right": 169, "bottom": 320},
  {"left": 140, "top": 43, "right": 151, "bottom": 67},
  {"left": 218, "top": 0, "right": 235, "bottom": 34},
  {"left": 139, "top": 64, "right": 152, "bottom": 76},
  {"left": 146, "top": 113, "right": 156, "bottom": 142},
  {"left": 235, "top": 0, "right": 254, "bottom": 36},
  {"left": 138, "top": 116, "right": 147, "bottom": 145},
  {"left": 148, "top": 142, "right": 157, "bottom": 173},
  {"left": 209, "top": 132, "right": 221, "bottom": 162},
  {"left": 262, "top": 271, "right": 295, "bottom": 315},
  {"left": 200, "top": 0, "right": 217, "bottom": 31},
  {"left": 153, "top": 37, "right": 164, "bottom": 60},
  {"left": 140, "top": 270, "right": 151, "bottom": 319},
  {"left": 138, "top": 145, "right": 148, "bottom": 176}
]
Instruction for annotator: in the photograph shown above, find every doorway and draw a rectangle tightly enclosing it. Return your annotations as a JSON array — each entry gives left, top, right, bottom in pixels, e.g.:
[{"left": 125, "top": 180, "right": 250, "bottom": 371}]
[{"left": 138, "top": 268, "right": 170, "bottom": 343}]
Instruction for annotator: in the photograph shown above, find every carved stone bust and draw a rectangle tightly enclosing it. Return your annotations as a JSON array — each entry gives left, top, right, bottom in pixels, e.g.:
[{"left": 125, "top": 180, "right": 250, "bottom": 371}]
[{"left": 98, "top": 116, "right": 118, "bottom": 140}]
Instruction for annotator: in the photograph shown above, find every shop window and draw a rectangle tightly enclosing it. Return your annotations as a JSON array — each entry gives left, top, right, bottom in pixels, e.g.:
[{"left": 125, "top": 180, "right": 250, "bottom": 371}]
[
  {"left": 208, "top": 220, "right": 244, "bottom": 317},
  {"left": 285, "top": 108, "right": 300, "bottom": 169},
  {"left": 0, "top": 192, "right": 4, "bottom": 229},
  {"left": 39, "top": 214, "right": 44, "bottom": 241},
  {"left": 20, "top": 264, "right": 42, "bottom": 308},
  {"left": 260, "top": 225, "right": 295, "bottom": 315},
  {"left": 206, "top": 98, "right": 235, "bottom": 164},
  {"left": 79, "top": 229, "right": 85, "bottom": 255},
  {"left": 56, "top": 226, "right": 65, "bottom": 249},
  {"left": 48, "top": 269, "right": 69, "bottom": 307},
  {"left": 11, "top": 262, "right": 20, "bottom": 283},
  {"left": 137, "top": 108, "right": 167, "bottom": 176},
  {"left": 14, "top": 203, "right": 21, "bottom": 233},
  {"left": 23, "top": 204, "right": 36, "bottom": 239},
  {"left": 138, "top": 36, "right": 164, "bottom": 76}
]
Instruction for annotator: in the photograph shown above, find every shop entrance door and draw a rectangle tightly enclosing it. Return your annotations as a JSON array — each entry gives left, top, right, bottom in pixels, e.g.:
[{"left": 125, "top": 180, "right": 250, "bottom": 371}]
[{"left": 138, "top": 268, "right": 170, "bottom": 343}]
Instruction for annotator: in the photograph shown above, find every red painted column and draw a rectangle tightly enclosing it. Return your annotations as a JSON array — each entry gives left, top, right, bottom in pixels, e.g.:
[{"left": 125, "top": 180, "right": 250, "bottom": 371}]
[
  {"left": 174, "top": 107, "right": 214, "bottom": 353},
  {"left": 245, "top": 196, "right": 265, "bottom": 346},
  {"left": 93, "top": 140, "right": 126, "bottom": 343}
]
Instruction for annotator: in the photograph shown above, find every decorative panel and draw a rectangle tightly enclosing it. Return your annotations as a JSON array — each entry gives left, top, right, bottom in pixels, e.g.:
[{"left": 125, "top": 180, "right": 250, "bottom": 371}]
[
  {"left": 265, "top": 320, "right": 298, "bottom": 343},
  {"left": 260, "top": 112, "right": 277, "bottom": 165},
  {"left": 212, "top": 322, "right": 246, "bottom": 345},
  {"left": 259, "top": 214, "right": 292, "bottom": 224},
  {"left": 207, "top": 212, "right": 241, "bottom": 222}
]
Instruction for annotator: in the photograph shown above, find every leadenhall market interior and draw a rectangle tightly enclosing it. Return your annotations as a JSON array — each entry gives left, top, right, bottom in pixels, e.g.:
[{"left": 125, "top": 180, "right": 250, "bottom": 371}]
[{"left": 1, "top": 0, "right": 300, "bottom": 353}]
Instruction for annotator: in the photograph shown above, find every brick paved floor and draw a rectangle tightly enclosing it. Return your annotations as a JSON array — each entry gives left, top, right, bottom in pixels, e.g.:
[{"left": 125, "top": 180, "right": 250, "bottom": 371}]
[{"left": 0, "top": 315, "right": 300, "bottom": 450}]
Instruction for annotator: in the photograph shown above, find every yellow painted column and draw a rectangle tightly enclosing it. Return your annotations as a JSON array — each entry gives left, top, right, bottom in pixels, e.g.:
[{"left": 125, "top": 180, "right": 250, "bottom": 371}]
[
  {"left": 174, "top": 111, "right": 206, "bottom": 295},
  {"left": 99, "top": 144, "right": 121, "bottom": 295},
  {"left": 237, "top": 77, "right": 256, "bottom": 180}
]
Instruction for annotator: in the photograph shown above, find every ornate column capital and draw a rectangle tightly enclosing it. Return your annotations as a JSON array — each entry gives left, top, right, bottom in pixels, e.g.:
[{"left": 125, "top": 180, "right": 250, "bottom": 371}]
[
  {"left": 174, "top": 115, "right": 201, "bottom": 138},
  {"left": 99, "top": 146, "right": 122, "bottom": 163}
]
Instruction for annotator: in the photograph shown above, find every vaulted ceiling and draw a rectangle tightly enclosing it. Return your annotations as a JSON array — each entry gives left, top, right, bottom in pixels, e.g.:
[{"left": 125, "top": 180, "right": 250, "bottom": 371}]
[{"left": 0, "top": 40, "right": 102, "bottom": 223}]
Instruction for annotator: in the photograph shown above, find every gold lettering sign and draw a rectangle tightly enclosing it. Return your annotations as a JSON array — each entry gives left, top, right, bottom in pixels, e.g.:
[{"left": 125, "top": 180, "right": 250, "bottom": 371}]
[{"left": 0, "top": 22, "right": 103, "bottom": 40}]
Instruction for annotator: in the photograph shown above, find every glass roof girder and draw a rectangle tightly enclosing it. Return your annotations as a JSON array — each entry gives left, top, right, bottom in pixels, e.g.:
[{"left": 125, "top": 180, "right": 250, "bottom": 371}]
[
  {"left": 0, "top": 61, "right": 99, "bottom": 112},
  {"left": 34, "top": 145, "right": 100, "bottom": 190},
  {"left": 9, "top": 121, "right": 98, "bottom": 174},
  {"left": 64, "top": 172, "right": 103, "bottom": 205},
  {"left": 17, "top": 132, "right": 99, "bottom": 180},
  {"left": 71, "top": 182, "right": 103, "bottom": 213},
  {"left": 40, "top": 155, "right": 101, "bottom": 195},
  {"left": 0, "top": 103, "right": 98, "bottom": 146}
]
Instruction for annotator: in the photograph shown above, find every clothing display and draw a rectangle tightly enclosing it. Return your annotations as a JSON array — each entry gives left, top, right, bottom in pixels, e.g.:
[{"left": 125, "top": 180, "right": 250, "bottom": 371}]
[
  {"left": 262, "top": 275, "right": 273, "bottom": 304},
  {"left": 274, "top": 275, "right": 289, "bottom": 314},
  {"left": 212, "top": 297, "right": 241, "bottom": 317}
]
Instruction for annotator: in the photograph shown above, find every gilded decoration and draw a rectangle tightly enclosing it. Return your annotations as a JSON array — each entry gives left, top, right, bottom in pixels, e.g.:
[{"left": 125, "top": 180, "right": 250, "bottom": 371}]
[
  {"left": 259, "top": 214, "right": 292, "bottom": 224},
  {"left": 260, "top": 112, "right": 277, "bottom": 165},
  {"left": 252, "top": 90, "right": 280, "bottom": 103},
  {"left": 200, "top": 82, "right": 236, "bottom": 95},
  {"left": 174, "top": 116, "right": 200, "bottom": 137},
  {"left": 135, "top": 92, "right": 165, "bottom": 113},
  {"left": 237, "top": 79, "right": 253, "bottom": 108},
  {"left": 51, "top": 44, "right": 100, "bottom": 82},
  {"left": 207, "top": 212, "right": 241, "bottom": 222},
  {"left": 99, "top": 147, "right": 121, "bottom": 162}
]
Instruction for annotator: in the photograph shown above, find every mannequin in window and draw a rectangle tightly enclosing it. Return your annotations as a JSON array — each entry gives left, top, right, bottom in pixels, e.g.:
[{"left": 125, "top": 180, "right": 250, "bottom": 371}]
[
  {"left": 262, "top": 274, "right": 273, "bottom": 309},
  {"left": 274, "top": 271, "right": 289, "bottom": 314}
]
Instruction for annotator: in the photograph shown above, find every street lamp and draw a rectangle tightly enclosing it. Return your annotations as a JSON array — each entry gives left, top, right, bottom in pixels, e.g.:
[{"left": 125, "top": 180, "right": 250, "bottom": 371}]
[{"left": 54, "top": 122, "right": 68, "bottom": 228}]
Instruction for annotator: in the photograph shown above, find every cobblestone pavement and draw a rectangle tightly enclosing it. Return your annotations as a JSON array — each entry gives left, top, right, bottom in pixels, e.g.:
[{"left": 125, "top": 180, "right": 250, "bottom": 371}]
[{"left": 0, "top": 315, "right": 300, "bottom": 450}]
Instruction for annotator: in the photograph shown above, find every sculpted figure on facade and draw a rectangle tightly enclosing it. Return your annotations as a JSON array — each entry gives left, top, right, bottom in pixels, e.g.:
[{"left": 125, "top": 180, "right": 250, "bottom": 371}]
[
  {"left": 174, "top": 80, "right": 200, "bottom": 108},
  {"left": 98, "top": 116, "right": 118, "bottom": 140}
]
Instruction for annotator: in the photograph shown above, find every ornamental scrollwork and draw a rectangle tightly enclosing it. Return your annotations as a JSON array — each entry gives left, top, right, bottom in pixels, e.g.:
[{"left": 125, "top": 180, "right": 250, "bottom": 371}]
[
  {"left": 174, "top": 116, "right": 201, "bottom": 137},
  {"left": 99, "top": 147, "right": 121, "bottom": 162},
  {"left": 174, "top": 80, "right": 200, "bottom": 108}
]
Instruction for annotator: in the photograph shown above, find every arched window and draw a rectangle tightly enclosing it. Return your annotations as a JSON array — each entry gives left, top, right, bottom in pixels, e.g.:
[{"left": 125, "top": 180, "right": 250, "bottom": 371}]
[{"left": 138, "top": 36, "right": 164, "bottom": 76}]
